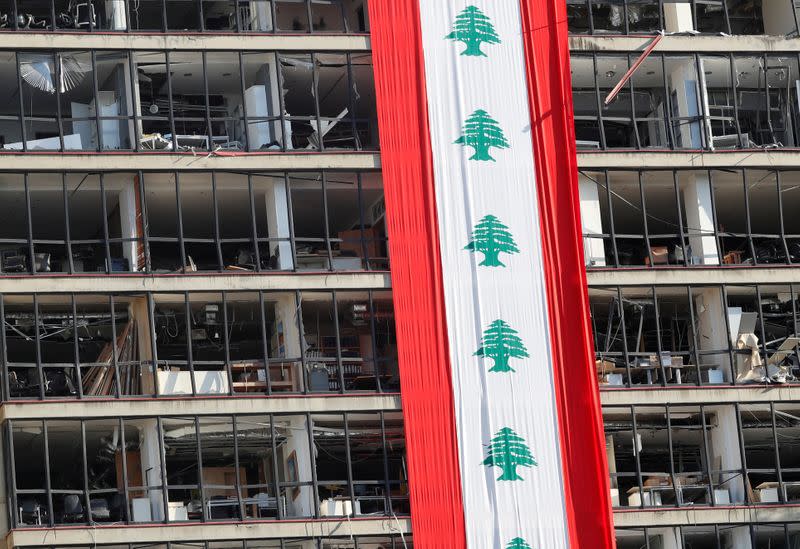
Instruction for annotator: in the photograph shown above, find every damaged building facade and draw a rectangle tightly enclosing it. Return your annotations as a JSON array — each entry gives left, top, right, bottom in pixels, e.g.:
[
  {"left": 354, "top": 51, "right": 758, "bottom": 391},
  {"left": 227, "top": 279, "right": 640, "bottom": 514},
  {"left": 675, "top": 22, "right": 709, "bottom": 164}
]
[
  {"left": 0, "top": 2, "right": 410, "bottom": 549},
  {"left": 571, "top": 1, "right": 800, "bottom": 547}
]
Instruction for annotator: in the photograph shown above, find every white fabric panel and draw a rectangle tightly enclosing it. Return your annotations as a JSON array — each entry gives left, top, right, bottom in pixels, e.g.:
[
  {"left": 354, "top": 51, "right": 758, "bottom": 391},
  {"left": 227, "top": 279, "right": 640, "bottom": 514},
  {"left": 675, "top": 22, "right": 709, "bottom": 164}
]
[{"left": 417, "top": 1, "right": 570, "bottom": 547}]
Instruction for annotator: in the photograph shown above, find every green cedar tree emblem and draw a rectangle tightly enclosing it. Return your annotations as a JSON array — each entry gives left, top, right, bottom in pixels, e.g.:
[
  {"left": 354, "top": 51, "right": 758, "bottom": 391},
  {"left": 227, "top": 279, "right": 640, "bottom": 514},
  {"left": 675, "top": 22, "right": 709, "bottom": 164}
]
[
  {"left": 483, "top": 427, "right": 537, "bottom": 481},
  {"left": 506, "top": 538, "right": 533, "bottom": 549},
  {"left": 445, "top": 5, "right": 501, "bottom": 57},
  {"left": 475, "top": 319, "right": 529, "bottom": 373},
  {"left": 465, "top": 215, "right": 520, "bottom": 267},
  {"left": 454, "top": 109, "right": 510, "bottom": 162}
]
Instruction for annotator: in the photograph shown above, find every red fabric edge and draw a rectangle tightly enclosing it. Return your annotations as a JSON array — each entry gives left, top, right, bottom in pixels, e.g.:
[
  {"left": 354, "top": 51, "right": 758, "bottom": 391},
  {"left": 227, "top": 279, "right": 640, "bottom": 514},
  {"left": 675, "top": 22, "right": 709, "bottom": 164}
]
[
  {"left": 518, "top": 1, "right": 617, "bottom": 547},
  {"left": 367, "top": 1, "right": 468, "bottom": 546}
]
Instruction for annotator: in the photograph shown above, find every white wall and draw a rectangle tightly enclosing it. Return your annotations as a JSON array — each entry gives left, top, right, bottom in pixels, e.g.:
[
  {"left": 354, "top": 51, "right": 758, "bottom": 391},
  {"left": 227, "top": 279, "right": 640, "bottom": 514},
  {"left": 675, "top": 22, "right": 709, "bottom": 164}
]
[
  {"left": 680, "top": 172, "right": 719, "bottom": 265},
  {"left": 119, "top": 180, "right": 140, "bottom": 271},
  {"left": 265, "top": 177, "right": 294, "bottom": 270},
  {"left": 139, "top": 418, "right": 165, "bottom": 521},
  {"left": 669, "top": 60, "right": 703, "bottom": 149},
  {"left": 579, "top": 172, "right": 606, "bottom": 267},
  {"left": 763, "top": 0, "right": 800, "bottom": 35},
  {"left": 282, "top": 415, "right": 314, "bottom": 517},
  {"left": 708, "top": 405, "right": 745, "bottom": 504},
  {"left": 694, "top": 288, "right": 729, "bottom": 377},
  {"left": 650, "top": 527, "right": 682, "bottom": 549},
  {"left": 726, "top": 526, "right": 753, "bottom": 549},
  {"left": 663, "top": 2, "right": 694, "bottom": 32}
]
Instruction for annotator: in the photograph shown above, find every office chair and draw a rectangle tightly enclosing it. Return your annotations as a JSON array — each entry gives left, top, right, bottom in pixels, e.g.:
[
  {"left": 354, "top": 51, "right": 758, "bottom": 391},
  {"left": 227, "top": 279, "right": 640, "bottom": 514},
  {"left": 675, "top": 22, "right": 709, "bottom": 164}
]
[
  {"left": 108, "top": 493, "right": 126, "bottom": 521},
  {"left": 62, "top": 494, "right": 85, "bottom": 523},
  {"left": 90, "top": 498, "right": 111, "bottom": 521},
  {"left": 18, "top": 499, "right": 43, "bottom": 525},
  {"left": 71, "top": 1, "right": 97, "bottom": 28}
]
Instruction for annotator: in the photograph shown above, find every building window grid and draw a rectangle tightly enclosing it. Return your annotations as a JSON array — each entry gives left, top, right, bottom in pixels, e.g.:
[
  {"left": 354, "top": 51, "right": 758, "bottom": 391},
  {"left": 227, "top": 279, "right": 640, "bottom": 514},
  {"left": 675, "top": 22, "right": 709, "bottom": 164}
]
[
  {"left": 1, "top": 49, "right": 376, "bottom": 154},
  {"left": 581, "top": 167, "right": 800, "bottom": 269},
  {"left": 0, "top": 289, "right": 397, "bottom": 400},
  {"left": 0, "top": 0, "right": 366, "bottom": 33},
  {"left": 0, "top": 170, "right": 387, "bottom": 275},
  {"left": 5, "top": 411, "right": 406, "bottom": 528},
  {"left": 12, "top": 538, "right": 412, "bottom": 549},
  {"left": 606, "top": 402, "right": 800, "bottom": 511},
  {"left": 567, "top": 0, "right": 773, "bottom": 36},
  {"left": 591, "top": 283, "right": 800, "bottom": 388},
  {"left": 616, "top": 524, "right": 800, "bottom": 549},
  {"left": 572, "top": 52, "right": 800, "bottom": 151}
]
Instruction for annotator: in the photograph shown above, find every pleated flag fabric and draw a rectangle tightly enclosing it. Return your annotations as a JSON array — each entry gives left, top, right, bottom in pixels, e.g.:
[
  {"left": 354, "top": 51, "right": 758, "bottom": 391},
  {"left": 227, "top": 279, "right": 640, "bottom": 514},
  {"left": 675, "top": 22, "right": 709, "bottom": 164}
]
[{"left": 369, "top": 0, "right": 615, "bottom": 547}]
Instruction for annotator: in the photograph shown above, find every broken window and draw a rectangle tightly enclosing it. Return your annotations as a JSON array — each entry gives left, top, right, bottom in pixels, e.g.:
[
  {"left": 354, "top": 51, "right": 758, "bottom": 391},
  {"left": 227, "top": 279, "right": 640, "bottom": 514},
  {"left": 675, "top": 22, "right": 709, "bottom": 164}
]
[
  {"left": 134, "top": 51, "right": 172, "bottom": 150},
  {"left": 567, "top": 0, "right": 661, "bottom": 34},
  {"left": 288, "top": 172, "right": 386, "bottom": 272},
  {"left": 96, "top": 51, "right": 135, "bottom": 150},
  {"left": 241, "top": 53, "right": 284, "bottom": 151},
  {"left": 568, "top": 0, "right": 780, "bottom": 36},
  {"left": 605, "top": 405, "right": 720, "bottom": 508},
  {"left": 573, "top": 53, "right": 800, "bottom": 150},
  {"left": 138, "top": 170, "right": 385, "bottom": 273},
  {"left": 312, "top": 412, "right": 408, "bottom": 518},
  {"left": 0, "top": 0, "right": 364, "bottom": 32},
  {"left": 616, "top": 525, "right": 800, "bottom": 549},
  {"left": 692, "top": 0, "right": 764, "bottom": 34},
  {"left": 3, "top": 293, "right": 146, "bottom": 399},
  {"left": 0, "top": 289, "right": 395, "bottom": 400},
  {"left": 579, "top": 168, "right": 800, "bottom": 268},
  {"left": 0, "top": 48, "right": 375, "bottom": 152},
  {"left": 299, "top": 290, "right": 398, "bottom": 393},
  {"left": 0, "top": 0, "right": 126, "bottom": 30},
  {"left": 592, "top": 286, "right": 707, "bottom": 387},
  {"left": 8, "top": 412, "right": 408, "bottom": 527},
  {"left": 589, "top": 284, "right": 800, "bottom": 388},
  {"left": 614, "top": 528, "right": 665, "bottom": 549},
  {"left": 350, "top": 53, "right": 378, "bottom": 149}
]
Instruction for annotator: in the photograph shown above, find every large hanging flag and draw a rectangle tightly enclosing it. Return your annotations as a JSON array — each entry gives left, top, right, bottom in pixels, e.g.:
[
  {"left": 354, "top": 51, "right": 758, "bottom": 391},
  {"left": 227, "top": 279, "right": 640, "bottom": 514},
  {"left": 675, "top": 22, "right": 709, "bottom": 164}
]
[{"left": 370, "top": 0, "right": 614, "bottom": 548}]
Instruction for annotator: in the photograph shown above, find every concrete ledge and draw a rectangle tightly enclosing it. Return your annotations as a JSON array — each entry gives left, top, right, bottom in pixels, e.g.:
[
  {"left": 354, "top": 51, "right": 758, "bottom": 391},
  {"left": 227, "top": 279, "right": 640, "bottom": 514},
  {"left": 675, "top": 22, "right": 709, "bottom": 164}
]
[
  {"left": 0, "top": 152, "right": 380, "bottom": 172},
  {"left": 0, "top": 32, "right": 371, "bottom": 51},
  {"left": 577, "top": 150, "right": 800, "bottom": 169},
  {"left": 0, "top": 272, "right": 391, "bottom": 293},
  {"left": 587, "top": 266, "right": 800, "bottom": 286},
  {"left": 613, "top": 505, "right": 800, "bottom": 527},
  {"left": 570, "top": 34, "right": 800, "bottom": 54},
  {"left": 601, "top": 385, "right": 800, "bottom": 406},
  {"left": 5, "top": 517, "right": 411, "bottom": 547},
  {"left": 0, "top": 394, "right": 402, "bottom": 421}
]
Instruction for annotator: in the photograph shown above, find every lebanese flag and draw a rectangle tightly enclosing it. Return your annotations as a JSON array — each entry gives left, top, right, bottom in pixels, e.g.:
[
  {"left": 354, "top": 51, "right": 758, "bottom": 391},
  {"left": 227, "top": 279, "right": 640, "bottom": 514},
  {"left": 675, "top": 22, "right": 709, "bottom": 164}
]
[{"left": 369, "top": 1, "right": 615, "bottom": 547}]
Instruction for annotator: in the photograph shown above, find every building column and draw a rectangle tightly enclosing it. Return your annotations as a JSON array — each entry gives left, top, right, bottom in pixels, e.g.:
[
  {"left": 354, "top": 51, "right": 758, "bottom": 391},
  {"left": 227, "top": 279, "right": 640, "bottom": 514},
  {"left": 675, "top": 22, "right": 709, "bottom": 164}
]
[
  {"left": 139, "top": 419, "right": 164, "bottom": 521},
  {"left": 282, "top": 415, "right": 315, "bottom": 518},
  {"left": 708, "top": 405, "right": 745, "bottom": 505},
  {"left": 273, "top": 293, "right": 303, "bottom": 391},
  {"left": 763, "top": 0, "right": 800, "bottom": 35},
  {"left": 694, "top": 287, "right": 730, "bottom": 382},
  {"left": 0, "top": 431, "right": 9, "bottom": 541},
  {"left": 650, "top": 527, "right": 682, "bottom": 549},
  {"left": 729, "top": 526, "right": 753, "bottom": 549},
  {"left": 119, "top": 180, "right": 140, "bottom": 272},
  {"left": 668, "top": 60, "right": 704, "bottom": 150},
  {"left": 105, "top": 0, "right": 127, "bottom": 30},
  {"left": 265, "top": 177, "right": 294, "bottom": 271},
  {"left": 680, "top": 172, "right": 719, "bottom": 265},
  {"left": 130, "top": 297, "right": 156, "bottom": 394},
  {"left": 579, "top": 172, "right": 606, "bottom": 267},
  {"left": 663, "top": 2, "right": 695, "bottom": 32}
]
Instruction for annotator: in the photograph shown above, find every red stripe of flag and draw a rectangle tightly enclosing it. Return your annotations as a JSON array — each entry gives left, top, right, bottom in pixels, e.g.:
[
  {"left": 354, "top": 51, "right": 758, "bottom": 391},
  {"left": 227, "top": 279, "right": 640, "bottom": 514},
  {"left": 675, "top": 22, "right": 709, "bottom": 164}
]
[
  {"left": 369, "top": 0, "right": 468, "bottom": 546},
  {"left": 518, "top": 0, "right": 616, "bottom": 546}
]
